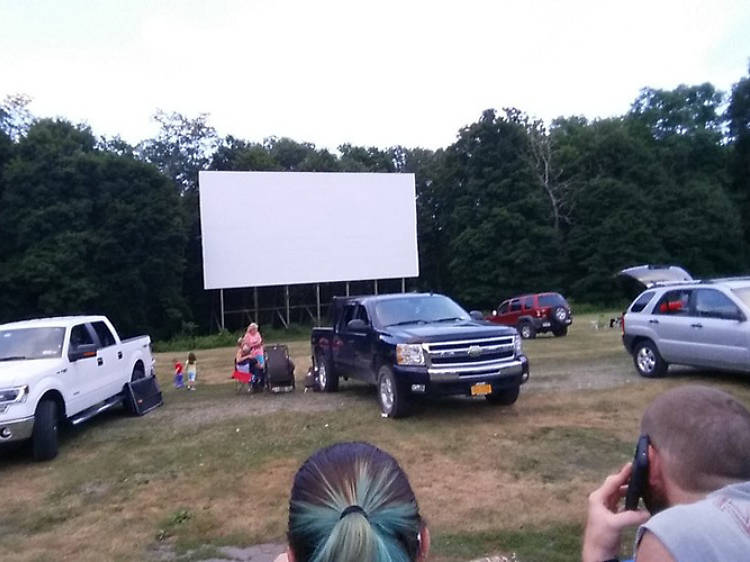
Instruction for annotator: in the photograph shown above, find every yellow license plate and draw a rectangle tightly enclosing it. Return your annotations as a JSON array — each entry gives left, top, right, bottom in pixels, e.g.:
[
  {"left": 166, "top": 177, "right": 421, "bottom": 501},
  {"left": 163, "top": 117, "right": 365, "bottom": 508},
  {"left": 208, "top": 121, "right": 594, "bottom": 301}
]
[{"left": 471, "top": 383, "right": 492, "bottom": 396}]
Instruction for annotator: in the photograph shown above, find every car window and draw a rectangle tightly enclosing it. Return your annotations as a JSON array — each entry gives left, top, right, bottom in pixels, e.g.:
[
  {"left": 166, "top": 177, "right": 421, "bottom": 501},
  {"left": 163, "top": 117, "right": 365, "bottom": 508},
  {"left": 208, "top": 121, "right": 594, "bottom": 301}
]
[
  {"left": 630, "top": 291, "right": 656, "bottom": 313},
  {"left": 498, "top": 302, "right": 509, "bottom": 314},
  {"left": 92, "top": 321, "right": 116, "bottom": 347},
  {"left": 70, "top": 324, "right": 94, "bottom": 348},
  {"left": 522, "top": 296, "right": 534, "bottom": 309},
  {"left": 339, "top": 305, "right": 357, "bottom": 330},
  {"left": 0, "top": 327, "right": 65, "bottom": 360},
  {"left": 654, "top": 289, "right": 691, "bottom": 316},
  {"left": 354, "top": 305, "right": 370, "bottom": 325},
  {"left": 694, "top": 289, "right": 742, "bottom": 320},
  {"left": 538, "top": 293, "right": 567, "bottom": 307},
  {"left": 510, "top": 299, "right": 521, "bottom": 312},
  {"left": 731, "top": 287, "right": 750, "bottom": 308}
]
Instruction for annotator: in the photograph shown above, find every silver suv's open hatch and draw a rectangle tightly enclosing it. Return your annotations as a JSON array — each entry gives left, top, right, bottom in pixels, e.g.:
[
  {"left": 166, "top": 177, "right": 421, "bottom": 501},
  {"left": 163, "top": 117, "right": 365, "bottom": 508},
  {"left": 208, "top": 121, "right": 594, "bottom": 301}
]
[{"left": 618, "top": 265, "right": 693, "bottom": 288}]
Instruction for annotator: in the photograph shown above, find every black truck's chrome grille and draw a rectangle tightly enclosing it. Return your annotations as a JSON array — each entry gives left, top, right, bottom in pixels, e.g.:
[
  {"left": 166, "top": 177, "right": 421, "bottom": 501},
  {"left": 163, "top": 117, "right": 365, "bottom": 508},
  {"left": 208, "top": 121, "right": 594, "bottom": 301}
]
[{"left": 423, "top": 336, "right": 517, "bottom": 375}]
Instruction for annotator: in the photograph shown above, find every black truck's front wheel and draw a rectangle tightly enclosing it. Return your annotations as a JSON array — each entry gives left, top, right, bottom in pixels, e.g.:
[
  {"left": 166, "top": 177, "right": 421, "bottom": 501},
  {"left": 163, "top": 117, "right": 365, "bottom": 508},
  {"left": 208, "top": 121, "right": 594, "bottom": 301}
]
[
  {"left": 316, "top": 353, "right": 339, "bottom": 392},
  {"left": 377, "top": 366, "right": 410, "bottom": 418}
]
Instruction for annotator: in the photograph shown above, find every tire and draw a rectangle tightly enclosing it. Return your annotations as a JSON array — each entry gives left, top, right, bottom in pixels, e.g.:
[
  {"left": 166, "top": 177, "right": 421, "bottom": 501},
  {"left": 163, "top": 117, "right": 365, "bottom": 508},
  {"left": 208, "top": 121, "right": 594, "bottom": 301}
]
[
  {"left": 124, "top": 365, "right": 146, "bottom": 414},
  {"left": 32, "top": 399, "right": 59, "bottom": 462},
  {"left": 633, "top": 340, "right": 668, "bottom": 378},
  {"left": 552, "top": 326, "right": 568, "bottom": 337},
  {"left": 316, "top": 353, "right": 338, "bottom": 392},
  {"left": 131, "top": 365, "right": 145, "bottom": 382},
  {"left": 550, "top": 306, "right": 569, "bottom": 326},
  {"left": 485, "top": 386, "right": 520, "bottom": 406},
  {"left": 377, "top": 366, "right": 410, "bottom": 418},
  {"left": 518, "top": 322, "right": 536, "bottom": 339}
]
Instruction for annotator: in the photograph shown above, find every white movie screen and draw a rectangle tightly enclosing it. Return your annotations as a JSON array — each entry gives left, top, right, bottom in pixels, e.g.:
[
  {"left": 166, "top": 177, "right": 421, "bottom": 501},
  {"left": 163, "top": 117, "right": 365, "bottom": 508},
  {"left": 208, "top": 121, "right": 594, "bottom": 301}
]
[{"left": 199, "top": 171, "right": 419, "bottom": 289}]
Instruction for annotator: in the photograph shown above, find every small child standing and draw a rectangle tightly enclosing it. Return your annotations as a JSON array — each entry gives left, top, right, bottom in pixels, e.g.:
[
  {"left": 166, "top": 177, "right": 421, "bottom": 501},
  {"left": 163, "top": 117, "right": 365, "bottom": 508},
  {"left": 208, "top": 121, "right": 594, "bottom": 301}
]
[
  {"left": 174, "top": 360, "right": 184, "bottom": 389},
  {"left": 185, "top": 352, "right": 198, "bottom": 390}
]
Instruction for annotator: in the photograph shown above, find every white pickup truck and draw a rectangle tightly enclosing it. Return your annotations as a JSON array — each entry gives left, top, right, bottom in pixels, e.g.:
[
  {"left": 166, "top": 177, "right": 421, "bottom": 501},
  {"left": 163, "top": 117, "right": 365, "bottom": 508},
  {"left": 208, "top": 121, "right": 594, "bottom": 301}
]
[{"left": 0, "top": 315, "right": 155, "bottom": 461}]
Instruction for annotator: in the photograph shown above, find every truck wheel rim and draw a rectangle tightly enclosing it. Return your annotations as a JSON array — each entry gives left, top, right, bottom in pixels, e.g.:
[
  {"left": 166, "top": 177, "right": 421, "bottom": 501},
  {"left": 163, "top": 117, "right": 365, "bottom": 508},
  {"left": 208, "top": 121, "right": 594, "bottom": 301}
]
[
  {"left": 521, "top": 326, "right": 530, "bottom": 338},
  {"left": 556, "top": 309, "right": 567, "bottom": 321},
  {"left": 380, "top": 376, "right": 394, "bottom": 413},
  {"left": 637, "top": 347, "right": 655, "bottom": 373}
]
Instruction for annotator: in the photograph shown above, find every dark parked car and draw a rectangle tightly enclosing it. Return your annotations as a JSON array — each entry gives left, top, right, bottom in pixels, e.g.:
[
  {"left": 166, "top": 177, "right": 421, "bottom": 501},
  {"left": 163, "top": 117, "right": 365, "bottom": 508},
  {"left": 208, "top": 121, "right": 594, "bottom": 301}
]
[
  {"left": 485, "top": 292, "right": 572, "bottom": 338},
  {"left": 311, "top": 293, "right": 530, "bottom": 418}
]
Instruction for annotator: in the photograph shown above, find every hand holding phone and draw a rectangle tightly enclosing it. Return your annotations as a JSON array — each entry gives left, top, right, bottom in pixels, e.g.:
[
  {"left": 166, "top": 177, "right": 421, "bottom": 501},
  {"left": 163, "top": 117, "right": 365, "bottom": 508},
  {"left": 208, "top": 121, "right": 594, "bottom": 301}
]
[{"left": 625, "top": 434, "right": 650, "bottom": 510}]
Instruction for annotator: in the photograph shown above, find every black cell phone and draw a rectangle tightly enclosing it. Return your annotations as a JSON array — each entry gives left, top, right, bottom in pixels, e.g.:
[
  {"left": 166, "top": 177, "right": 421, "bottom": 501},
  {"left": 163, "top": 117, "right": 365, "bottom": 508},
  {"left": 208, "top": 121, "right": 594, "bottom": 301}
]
[{"left": 625, "top": 434, "right": 650, "bottom": 510}]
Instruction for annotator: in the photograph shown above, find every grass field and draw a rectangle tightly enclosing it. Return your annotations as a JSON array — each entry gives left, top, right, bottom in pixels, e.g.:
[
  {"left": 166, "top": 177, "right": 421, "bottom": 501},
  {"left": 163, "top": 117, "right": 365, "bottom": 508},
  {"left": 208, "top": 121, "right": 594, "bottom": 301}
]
[{"left": 2, "top": 313, "right": 750, "bottom": 561}]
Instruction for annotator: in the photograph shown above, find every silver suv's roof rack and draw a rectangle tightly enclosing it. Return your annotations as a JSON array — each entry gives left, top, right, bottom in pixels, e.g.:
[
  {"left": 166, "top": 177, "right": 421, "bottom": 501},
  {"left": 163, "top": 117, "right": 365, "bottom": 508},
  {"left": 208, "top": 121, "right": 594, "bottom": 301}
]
[
  {"left": 647, "top": 276, "right": 750, "bottom": 288},
  {"left": 648, "top": 280, "right": 703, "bottom": 288},
  {"left": 704, "top": 276, "right": 750, "bottom": 284}
]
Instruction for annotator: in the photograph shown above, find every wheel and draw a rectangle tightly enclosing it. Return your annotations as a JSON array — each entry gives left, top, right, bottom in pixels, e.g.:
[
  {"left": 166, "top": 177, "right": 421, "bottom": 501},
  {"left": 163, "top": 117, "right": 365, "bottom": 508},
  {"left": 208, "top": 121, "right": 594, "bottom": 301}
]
[
  {"left": 131, "top": 365, "right": 146, "bottom": 382},
  {"left": 518, "top": 322, "right": 536, "bottom": 339},
  {"left": 485, "top": 386, "right": 520, "bottom": 405},
  {"left": 633, "top": 340, "right": 667, "bottom": 378},
  {"left": 32, "top": 399, "right": 59, "bottom": 461},
  {"left": 550, "top": 306, "right": 569, "bottom": 325},
  {"left": 316, "top": 353, "right": 338, "bottom": 392},
  {"left": 552, "top": 326, "right": 568, "bottom": 337},
  {"left": 124, "top": 365, "right": 147, "bottom": 414},
  {"left": 377, "top": 366, "right": 410, "bottom": 418}
]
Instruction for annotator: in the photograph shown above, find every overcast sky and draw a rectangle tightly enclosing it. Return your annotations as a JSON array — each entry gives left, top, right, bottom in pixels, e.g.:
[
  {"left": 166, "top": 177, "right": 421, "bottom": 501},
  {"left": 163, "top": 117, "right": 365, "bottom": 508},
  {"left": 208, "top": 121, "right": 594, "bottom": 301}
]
[{"left": 2, "top": 0, "right": 749, "bottom": 150}]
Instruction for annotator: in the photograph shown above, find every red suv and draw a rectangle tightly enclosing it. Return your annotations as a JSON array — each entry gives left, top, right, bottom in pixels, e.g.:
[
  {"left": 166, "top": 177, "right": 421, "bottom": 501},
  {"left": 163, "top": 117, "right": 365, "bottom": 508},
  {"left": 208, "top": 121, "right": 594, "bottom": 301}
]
[{"left": 486, "top": 292, "right": 572, "bottom": 338}]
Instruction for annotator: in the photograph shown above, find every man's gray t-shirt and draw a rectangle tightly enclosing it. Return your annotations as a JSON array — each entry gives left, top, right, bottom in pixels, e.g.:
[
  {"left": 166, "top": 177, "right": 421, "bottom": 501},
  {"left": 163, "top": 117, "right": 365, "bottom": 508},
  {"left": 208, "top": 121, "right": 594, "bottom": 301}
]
[{"left": 635, "top": 481, "right": 750, "bottom": 561}]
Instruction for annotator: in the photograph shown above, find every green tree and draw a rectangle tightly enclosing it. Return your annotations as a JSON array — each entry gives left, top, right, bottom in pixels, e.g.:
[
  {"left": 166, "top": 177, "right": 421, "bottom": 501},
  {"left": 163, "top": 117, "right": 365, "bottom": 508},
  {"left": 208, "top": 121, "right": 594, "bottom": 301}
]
[
  {"left": 440, "top": 109, "right": 561, "bottom": 308},
  {"left": 0, "top": 119, "right": 186, "bottom": 338},
  {"left": 727, "top": 65, "right": 750, "bottom": 249}
]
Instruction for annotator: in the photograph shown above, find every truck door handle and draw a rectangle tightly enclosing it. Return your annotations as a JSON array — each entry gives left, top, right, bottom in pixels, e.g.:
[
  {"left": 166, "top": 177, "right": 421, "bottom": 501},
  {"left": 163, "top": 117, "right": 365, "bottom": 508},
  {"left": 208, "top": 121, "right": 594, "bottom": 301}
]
[
  {"left": 97, "top": 357, "right": 104, "bottom": 366},
  {"left": 117, "top": 351, "right": 123, "bottom": 359},
  {"left": 691, "top": 323, "right": 703, "bottom": 328},
  {"left": 649, "top": 319, "right": 659, "bottom": 324}
]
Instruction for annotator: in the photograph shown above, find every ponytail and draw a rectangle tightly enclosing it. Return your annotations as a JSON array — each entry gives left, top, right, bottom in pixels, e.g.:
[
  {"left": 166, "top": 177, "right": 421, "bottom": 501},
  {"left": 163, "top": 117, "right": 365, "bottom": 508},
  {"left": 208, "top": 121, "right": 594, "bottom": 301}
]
[{"left": 288, "top": 442, "right": 421, "bottom": 562}]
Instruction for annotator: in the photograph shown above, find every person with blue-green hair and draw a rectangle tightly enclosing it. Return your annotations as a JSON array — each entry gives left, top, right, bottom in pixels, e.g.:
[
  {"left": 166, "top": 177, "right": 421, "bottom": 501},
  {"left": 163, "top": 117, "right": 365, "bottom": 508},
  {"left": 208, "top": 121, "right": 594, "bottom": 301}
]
[{"left": 274, "top": 441, "right": 430, "bottom": 562}]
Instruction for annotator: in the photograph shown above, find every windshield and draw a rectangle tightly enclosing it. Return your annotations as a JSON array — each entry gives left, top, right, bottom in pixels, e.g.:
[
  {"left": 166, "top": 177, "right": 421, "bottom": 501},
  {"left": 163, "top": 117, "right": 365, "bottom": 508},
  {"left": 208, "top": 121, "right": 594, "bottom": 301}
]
[
  {"left": 731, "top": 287, "right": 750, "bottom": 309},
  {"left": 0, "top": 327, "right": 66, "bottom": 361},
  {"left": 538, "top": 293, "right": 568, "bottom": 308},
  {"left": 373, "top": 295, "right": 470, "bottom": 327}
]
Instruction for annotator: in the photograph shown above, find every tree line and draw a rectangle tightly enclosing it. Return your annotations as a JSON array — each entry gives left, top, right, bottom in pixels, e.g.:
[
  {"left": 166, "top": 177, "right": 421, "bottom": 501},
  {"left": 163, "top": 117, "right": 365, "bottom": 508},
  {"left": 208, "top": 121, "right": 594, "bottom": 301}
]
[{"left": 1, "top": 66, "right": 749, "bottom": 339}]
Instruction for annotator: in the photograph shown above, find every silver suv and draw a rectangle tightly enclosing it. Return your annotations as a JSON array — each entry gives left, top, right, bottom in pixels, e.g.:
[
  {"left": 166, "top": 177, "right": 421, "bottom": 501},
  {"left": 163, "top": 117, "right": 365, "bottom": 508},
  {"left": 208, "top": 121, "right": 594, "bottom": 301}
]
[{"left": 621, "top": 265, "right": 750, "bottom": 377}]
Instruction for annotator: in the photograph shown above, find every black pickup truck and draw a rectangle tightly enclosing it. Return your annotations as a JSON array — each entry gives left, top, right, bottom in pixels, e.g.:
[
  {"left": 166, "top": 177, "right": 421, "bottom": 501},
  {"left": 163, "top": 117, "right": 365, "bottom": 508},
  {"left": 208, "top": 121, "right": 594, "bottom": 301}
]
[{"left": 310, "top": 293, "right": 530, "bottom": 418}]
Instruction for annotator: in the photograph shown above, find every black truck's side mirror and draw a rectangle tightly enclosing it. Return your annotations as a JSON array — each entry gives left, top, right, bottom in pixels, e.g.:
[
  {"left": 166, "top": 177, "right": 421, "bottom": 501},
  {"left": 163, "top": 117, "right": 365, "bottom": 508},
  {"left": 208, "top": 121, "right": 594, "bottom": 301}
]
[
  {"left": 346, "top": 319, "right": 368, "bottom": 331},
  {"left": 469, "top": 310, "right": 484, "bottom": 321},
  {"left": 68, "top": 343, "right": 98, "bottom": 362}
]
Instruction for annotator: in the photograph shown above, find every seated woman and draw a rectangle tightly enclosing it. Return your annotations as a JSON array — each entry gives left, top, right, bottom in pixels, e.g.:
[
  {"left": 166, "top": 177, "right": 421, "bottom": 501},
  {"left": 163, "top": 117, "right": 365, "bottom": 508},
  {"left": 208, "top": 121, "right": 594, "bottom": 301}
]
[
  {"left": 233, "top": 343, "right": 260, "bottom": 389},
  {"left": 275, "top": 441, "right": 429, "bottom": 562}
]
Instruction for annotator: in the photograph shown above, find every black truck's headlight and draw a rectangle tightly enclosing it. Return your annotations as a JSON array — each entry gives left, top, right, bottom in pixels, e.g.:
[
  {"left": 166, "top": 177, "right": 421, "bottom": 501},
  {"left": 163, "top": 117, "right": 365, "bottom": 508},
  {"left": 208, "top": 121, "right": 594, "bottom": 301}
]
[
  {"left": 396, "top": 344, "right": 425, "bottom": 366},
  {"left": 514, "top": 336, "right": 523, "bottom": 356}
]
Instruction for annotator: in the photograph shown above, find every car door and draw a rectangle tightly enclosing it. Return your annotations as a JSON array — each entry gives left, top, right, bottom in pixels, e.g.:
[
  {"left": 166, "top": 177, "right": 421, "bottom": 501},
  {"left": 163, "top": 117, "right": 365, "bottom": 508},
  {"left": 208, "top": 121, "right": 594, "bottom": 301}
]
[
  {"left": 65, "top": 323, "right": 101, "bottom": 413},
  {"left": 522, "top": 295, "right": 542, "bottom": 328},
  {"left": 350, "top": 305, "right": 377, "bottom": 382},
  {"left": 688, "top": 288, "right": 749, "bottom": 371},
  {"left": 91, "top": 320, "right": 125, "bottom": 397},
  {"left": 491, "top": 301, "right": 511, "bottom": 325},
  {"left": 650, "top": 289, "right": 696, "bottom": 364},
  {"left": 332, "top": 304, "right": 357, "bottom": 375},
  {"left": 504, "top": 299, "right": 523, "bottom": 327}
]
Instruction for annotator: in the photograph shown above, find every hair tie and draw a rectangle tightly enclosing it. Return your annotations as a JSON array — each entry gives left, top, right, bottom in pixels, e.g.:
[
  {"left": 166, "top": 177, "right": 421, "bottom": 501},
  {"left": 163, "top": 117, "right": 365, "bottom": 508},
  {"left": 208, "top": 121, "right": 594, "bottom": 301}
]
[{"left": 340, "top": 505, "right": 368, "bottom": 520}]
